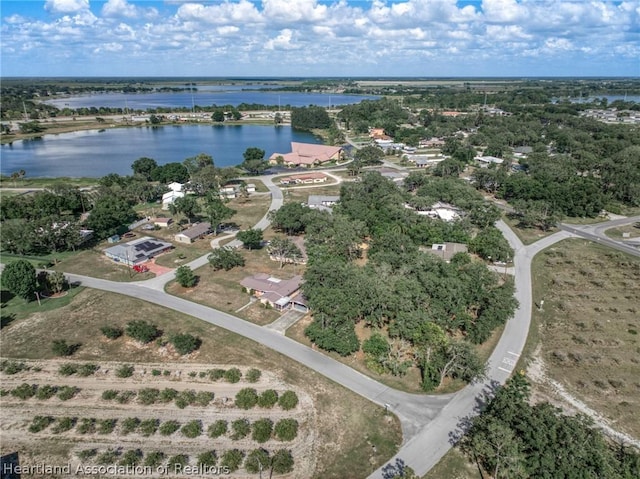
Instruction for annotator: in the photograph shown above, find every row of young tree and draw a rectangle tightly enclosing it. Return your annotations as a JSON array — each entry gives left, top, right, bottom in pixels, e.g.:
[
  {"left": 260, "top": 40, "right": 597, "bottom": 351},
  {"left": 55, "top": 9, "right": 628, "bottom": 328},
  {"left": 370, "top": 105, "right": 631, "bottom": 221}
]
[
  {"left": 459, "top": 374, "right": 640, "bottom": 478},
  {"left": 270, "top": 172, "right": 516, "bottom": 390}
]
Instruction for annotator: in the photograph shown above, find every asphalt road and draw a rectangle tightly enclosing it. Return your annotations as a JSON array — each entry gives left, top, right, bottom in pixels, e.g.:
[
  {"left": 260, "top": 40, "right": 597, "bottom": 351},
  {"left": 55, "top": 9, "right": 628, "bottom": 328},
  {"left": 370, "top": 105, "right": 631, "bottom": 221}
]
[
  {"left": 559, "top": 216, "right": 640, "bottom": 258},
  {"left": 6, "top": 171, "right": 639, "bottom": 476}
]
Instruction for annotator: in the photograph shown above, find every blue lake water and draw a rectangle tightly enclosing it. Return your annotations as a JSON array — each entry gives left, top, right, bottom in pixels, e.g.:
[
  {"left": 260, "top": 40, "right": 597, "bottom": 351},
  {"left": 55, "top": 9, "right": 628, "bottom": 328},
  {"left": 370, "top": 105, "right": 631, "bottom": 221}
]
[
  {"left": 45, "top": 90, "right": 380, "bottom": 110},
  {"left": 1, "top": 125, "right": 323, "bottom": 178}
]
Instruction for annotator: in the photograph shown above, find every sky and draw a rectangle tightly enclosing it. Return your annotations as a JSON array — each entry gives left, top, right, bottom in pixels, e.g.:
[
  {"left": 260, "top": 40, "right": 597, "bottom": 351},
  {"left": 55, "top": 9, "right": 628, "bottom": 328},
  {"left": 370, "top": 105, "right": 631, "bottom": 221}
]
[{"left": 1, "top": 0, "right": 639, "bottom": 77}]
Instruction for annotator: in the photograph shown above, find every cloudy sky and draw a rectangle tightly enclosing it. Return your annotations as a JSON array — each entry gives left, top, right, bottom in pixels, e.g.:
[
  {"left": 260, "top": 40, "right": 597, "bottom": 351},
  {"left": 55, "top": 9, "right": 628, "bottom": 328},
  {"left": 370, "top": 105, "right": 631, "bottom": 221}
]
[{"left": 1, "top": 0, "right": 639, "bottom": 77}]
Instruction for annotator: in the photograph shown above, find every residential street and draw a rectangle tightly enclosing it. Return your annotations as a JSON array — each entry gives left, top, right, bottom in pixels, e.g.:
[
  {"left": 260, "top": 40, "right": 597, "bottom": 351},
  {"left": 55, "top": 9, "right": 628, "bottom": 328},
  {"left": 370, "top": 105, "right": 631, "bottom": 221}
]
[{"left": 5, "top": 171, "right": 639, "bottom": 477}]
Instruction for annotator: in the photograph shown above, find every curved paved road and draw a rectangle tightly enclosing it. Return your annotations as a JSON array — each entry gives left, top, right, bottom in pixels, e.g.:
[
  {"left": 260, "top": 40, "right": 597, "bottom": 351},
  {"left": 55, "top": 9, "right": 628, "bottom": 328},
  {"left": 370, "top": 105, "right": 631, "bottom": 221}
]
[
  {"left": 559, "top": 216, "right": 640, "bottom": 258},
  {"left": 17, "top": 171, "right": 638, "bottom": 477}
]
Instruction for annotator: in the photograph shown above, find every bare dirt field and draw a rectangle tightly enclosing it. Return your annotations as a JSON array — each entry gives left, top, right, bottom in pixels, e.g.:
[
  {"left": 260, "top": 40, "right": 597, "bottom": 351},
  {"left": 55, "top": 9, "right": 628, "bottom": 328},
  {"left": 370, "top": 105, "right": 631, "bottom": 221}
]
[
  {"left": 527, "top": 239, "right": 640, "bottom": 439},
  {"left": 0, "top": 289, "right": 401, "bottom": 478}
]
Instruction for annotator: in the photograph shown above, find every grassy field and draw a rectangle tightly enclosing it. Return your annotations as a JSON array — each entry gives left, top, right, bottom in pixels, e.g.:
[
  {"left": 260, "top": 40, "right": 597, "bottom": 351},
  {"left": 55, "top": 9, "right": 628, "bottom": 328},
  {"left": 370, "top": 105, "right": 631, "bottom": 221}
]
[
  {"left": 283, "top": 184, "right": 343, "bottom": 205},
  {"left": 0, "top": 288, "right": 402, "bottom": 478},
  {"left": 605, "top": 223, "right": 640, "bottom": 240},
  {"left": 51, "top": 248, "right": 154, "bottom": 282},
  {"left": 422, "top": 447, "right": 480, "bottom": 479},
  {"left": 526, "top": 239, "right": 640, "bottom": 437},
  {"left": 502, "top": 215, "right": 557, "bottom": 245}
]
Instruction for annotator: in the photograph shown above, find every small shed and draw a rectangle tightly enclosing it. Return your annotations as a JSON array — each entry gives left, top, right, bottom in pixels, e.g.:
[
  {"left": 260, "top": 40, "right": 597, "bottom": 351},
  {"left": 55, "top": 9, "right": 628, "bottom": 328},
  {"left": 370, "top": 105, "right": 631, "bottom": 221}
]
[{"left": 107, "top": 234, "right": 120, "bottom": 243}]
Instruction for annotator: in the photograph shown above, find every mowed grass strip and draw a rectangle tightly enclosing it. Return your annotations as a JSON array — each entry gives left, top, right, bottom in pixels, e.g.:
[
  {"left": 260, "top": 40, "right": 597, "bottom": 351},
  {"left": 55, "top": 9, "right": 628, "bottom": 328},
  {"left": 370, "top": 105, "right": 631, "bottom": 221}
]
[
  {"left": 530, "top": 239, "right": 640, "bottom": 437},
  {"left": 0, "top": 288, "right": 401, "bottom": 478}
]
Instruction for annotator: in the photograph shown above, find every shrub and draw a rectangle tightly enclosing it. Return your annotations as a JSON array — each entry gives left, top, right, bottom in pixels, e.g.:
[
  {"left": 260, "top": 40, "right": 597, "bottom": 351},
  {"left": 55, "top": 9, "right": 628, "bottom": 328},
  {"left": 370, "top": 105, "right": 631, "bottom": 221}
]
[
  {"left": 77, "top": 449, "right": 97, "bottom": 460},
  {"left": 209, "top": 368, "right": 226, "bottom": 381},
  {"left": 100, "top": 326, "right": 123, "bottom": 340},
  {"left": 170, "top": 333, "right": 201, "bottom": 355},
  {"left": 52, "top": 417, "right": 76, "bottom": 434},
  {"left": 274, "top": 419, "right": 299, "bottom": 441},
  {"left": 121, "top": 417, "right": 140, "bottom": 435},
  {"left": 175, "top": 265, "right": 197, "bottom": 288},
  {"left": 235, "top": 388, "right": 258, "bottom": 409},
  {"left": 0, "top": 360, "right": 28, "bottom": 375},
  {"left": 220, "top": 449, "right": 244, "bottom": 472},
  {"left": 197, "top": 451, "right": 217, "bottom": 467},
  {"left": 159, "top": 388, "right": 178, "bottom": 402},
  {"left": 271, "top": 449, "right": 294, "bottom": 474},
  {"left": 137, "top": 388, "right": 160, "bottom": 405},
  {"left": 116, "top": 364, "right": 135, "bottom": 378},
  {"left": 52, "top": 339, "right": 78, "bottom": 357},
  {"left": 231, "top": 419, "right": 250, "bottom": 440},
  {"left": 102, "top": 389, "right": 118, "bottom": 400},
  {"left": 97, "top": 419, "right": 117, "bottom": 434},
  {"left": 77, "top": 363, "right": 99, "bottom": 377},
  {"left": 194, "top": 391, "right": 214, "bottom": 407},
  {"left": 224, "top": 367, "right": 242, "bottom": 383},
  {"left": 208, "top": 248, "right": 245, "bottom": 271},
  {"left": 36, "top": 385, "right": 58, "bottom": 400},
  {"left": 278, "top": 390, "right": 299, "bottom": 410},
  {"left": 252, "top": 418, "right": 273, "bottom": 443},
  {"left": 245, "top": 368, "right": 262, "bottom": 383},
  {"left": 175, "top": 389, "right": 196, "bottom": 409},
  {"left": 257, "top": 389, "right": 278, "bottom": 408},
  {"left": 119, "top": 449, "right": 143, "bottom": 467},
  {"left": 77, "top": 418, "right": 96, "bottom": 434},
  {"left": 151, "top": 369, "right": 161, "bottom": 376},
  {"left": 143, "top": 452, "right": 165, "bottom": 468},
  {"left": 167, "top": 454, "right": 189, "bottom": 469},
  {"left": 159, "top": 420, "right": 181, "bottom": 436},
  {"left": 245, "top": 449, "right": 270, "bottom": 474},
  {"left": 29, "top": 415, "right": 55, "bottom": 433},
  {"left": 58, "top": 364, "right": 78, "bottom": 376},
  {"left": 208, "top": 420, "right": 227, "bottom": 438},
  {"left": 116, "top": 391, "right": 136, "bottom": 404},
  {"left": 11, "top": 383, "right": 37, "bottom": 400},
  {"left": 181, "top": 420, "right": 202, "bottom": 438},
  {"left": 139, "top": 419, "right": 159, "bottom": 437},
  {"left": 96, "top": 449, "right": 120, "bottom": 465},
  {"left": 57, "top": 386, "right": 80, "bottom": 401},
  {"left": 125, "top": 320, "right": 159, "bottom": 344}
]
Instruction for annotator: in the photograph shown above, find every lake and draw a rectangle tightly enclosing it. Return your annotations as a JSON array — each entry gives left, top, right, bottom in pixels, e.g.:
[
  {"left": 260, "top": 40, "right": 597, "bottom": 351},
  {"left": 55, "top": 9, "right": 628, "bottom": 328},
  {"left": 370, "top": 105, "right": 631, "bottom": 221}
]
[
  {"left": 45, "top": 90, "right": 380, "bottom": 110},
  {"left": 0, "top": 125, "right": 323, "bottom": 178}
]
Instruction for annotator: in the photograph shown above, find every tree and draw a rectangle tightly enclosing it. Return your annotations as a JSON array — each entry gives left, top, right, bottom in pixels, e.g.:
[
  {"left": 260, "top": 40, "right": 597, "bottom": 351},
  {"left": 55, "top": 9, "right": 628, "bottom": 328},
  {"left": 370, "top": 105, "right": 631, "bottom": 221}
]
[
  {"left": 354, "top": 145, "right": 384, "bottom": 165},
  {"left": 274, "top": 418, "right": 298, "bottom": 441},
  {"left": 277, "top": 390, "right": 299, "bottom": 410},
  {"left": 252, "top": 418, "right": 273, "bottom": 443},
  {"left": 245, "top": 449, "right": 269, "bottom": 474},
  {"left": 235, "top": 388, "right": 258, "bottom": 409},
  {"left": 175, "top": 265, "right": 197, "bottom": 288},
  {"left": 269, "top": 202, "right": 311, "bottom": 235},
  {"left": 170, "top": 333, "right": 201, "bottom": 355},
  {"left": 2, "top": 260, "right": 37, "bottom": 300},
  {"left": 220, "top": 449, "right": 244, "bottom": 472},
  {"left": 470, "top": 227, "right": 513, "bottom": 262},
  {"left": 131, "top": 157, "right": 158, "bottom": 180},
  {"left": 240, "top": 147, "right": 269, "bottom": 175},
  {"left": 46, "top": 271, "right": 67, "bottom": 294},
  {"left": 267, "top": 237, "right": 303, "bottom": 268},
  {"left": 236, "top": 228, "right": 263, "bottom": 250},
  {"left": 208, "top": 248, "right": 245, "bottom": 270},
  {"left": 183, "top": 153, "right": 214, "bottom": 178},
  {"left": 211, "top": 110, "right": 225, "bottom": 122},
  {"left": 169, "top": 196, "right": 199, "bottom": 224},
  {"left": 150, "top": 162, "right": 189, "bottom": 184},
  {"left": 52, "top": 339, "right": 77, "bottom": 357},
  {"left": 125, "top": 320, "right": 159, "bottom": 343},
  {"left": 86, "top": 195, "right": 137, "bottom": 239},
  {"left": 270, "top": 449, "right": 294, "bottom": 474},
  {"left": 204, "top": 193, "right": 235, "bottom": 233}
]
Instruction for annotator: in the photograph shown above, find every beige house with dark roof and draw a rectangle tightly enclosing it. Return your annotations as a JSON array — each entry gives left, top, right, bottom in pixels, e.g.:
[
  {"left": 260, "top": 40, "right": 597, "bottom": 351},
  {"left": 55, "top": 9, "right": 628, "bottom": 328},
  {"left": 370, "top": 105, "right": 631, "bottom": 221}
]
[{"left": 240, "top": 274, "right": 305, "bottom": 311}]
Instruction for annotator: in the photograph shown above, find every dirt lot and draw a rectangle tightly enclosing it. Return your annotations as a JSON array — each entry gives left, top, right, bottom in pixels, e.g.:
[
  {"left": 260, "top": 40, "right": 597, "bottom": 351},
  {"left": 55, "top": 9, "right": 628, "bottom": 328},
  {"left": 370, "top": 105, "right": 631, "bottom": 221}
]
[
  {"left": 1, "top": 360, "right": 314, "bottom": 478},
  {"left": 527, "top": 239, "right": 640, "bottom": 439},
  {"left": 0, "top": 289, "right": 401, "bottom": 478}
]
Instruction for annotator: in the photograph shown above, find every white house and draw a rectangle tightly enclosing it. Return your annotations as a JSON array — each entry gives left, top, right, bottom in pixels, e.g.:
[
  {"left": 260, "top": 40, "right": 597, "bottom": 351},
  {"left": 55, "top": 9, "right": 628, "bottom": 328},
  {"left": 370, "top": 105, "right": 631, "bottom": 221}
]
[
  {"left": 162, "top": 190, "right": 185, "bottom": 210},
  {"left": 167, "top": 182, "right": 183, "bottom": 192}
]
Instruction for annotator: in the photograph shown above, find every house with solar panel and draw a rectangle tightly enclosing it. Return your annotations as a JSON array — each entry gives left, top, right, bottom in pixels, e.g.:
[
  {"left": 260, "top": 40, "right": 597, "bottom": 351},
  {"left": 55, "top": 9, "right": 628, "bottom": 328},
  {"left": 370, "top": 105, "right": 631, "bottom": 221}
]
[{"left": 103, "top": 236, "right": 173, "bottom": 266}]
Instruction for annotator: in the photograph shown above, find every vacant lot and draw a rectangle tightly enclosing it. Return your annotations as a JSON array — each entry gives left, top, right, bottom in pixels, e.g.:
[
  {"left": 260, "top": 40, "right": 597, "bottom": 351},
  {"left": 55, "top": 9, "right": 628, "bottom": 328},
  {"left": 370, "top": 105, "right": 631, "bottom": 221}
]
[
  {"left": 284, "top": 184, "right": 343, "bottom": 205},
  {"left": 0, "top": 289, "right": 400, "bottom": 478},
  {"left": 529, "top": 239, "right": 640, "bottom": 438},
  {"left": 605, "top": 223, "right": 640, "bottom": 240}
]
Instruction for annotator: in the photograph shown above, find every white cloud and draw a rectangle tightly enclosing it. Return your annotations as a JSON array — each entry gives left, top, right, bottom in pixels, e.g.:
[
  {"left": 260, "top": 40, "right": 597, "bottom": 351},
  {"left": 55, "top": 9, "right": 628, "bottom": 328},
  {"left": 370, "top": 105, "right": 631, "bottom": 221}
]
[
  {"left": 262, "top": 0, "right": 328, "bottom": 23},
  {"left": 265, "top": 29, "right": 299, "bottom": 50},
  {"left": 44, "top": 0, "right": 89, "bottom": 14},
  {"left": 102, "top": 0, "right": 158, "bottom": 20},
  {"left": 177, "top": 0, "right": 262, "bottom": 25}
]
